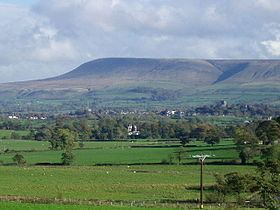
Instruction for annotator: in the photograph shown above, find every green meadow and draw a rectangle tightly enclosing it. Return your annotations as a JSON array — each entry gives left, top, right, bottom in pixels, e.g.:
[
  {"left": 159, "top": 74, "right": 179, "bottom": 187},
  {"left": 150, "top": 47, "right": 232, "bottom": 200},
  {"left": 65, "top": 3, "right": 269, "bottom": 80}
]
[
  {"left": 0, "top": 201, "right": 264, "bottom": 210},
  {"left": 0, "top": 138, "right": 259, "bottom": 209},
  {"left": 0, "top": 202, "right": 182, "bottom": 210},
  {"left": 0, "top": 139, "right": 238, "bottom": 165},
  {"left": 0, "top": 165, "right": 255, "bottom": 201}
]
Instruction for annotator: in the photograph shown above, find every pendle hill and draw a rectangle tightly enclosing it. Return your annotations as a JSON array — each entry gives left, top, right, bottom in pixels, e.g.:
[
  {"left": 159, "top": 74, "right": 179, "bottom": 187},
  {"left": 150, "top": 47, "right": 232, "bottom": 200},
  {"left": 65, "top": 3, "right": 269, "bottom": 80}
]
[{"left": 1, "top": 58, "right": 280, "bottom": 107}]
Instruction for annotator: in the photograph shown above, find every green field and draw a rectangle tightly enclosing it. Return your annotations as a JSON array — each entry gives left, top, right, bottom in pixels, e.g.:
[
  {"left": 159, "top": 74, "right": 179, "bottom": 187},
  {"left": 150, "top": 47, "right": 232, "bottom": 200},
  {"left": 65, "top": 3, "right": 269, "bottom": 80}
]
[
  {"left": 0, "top": 201, "right": 264, "bottom": 210},
  {"left": 0, "top": 202, "right": 182, "bottom": 210},
  {"left": 0, "top": 139, "right": 238, "bottom": 165},
  {"left": 0, "top": 139, "right": 49, "bottom": 151},
  {"left": 0, "top": 139, "right": 258, "bottom": 209},
  {"left": 0, "top": 165, "right": 255, "bottom": 209},
  {"left": 0, "top": 129, "right": 29, "bottom": 139}
]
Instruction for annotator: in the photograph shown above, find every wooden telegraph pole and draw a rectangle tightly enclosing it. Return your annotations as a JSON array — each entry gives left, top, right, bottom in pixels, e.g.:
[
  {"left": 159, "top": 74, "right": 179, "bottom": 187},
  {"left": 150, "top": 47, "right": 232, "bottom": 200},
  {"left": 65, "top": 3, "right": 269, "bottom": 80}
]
[
  {"left": 192, "top": 154, "right": 211, "bottom": 209},
  {"left": 200, "top": 158, "right": 203, "bottom": 209}
]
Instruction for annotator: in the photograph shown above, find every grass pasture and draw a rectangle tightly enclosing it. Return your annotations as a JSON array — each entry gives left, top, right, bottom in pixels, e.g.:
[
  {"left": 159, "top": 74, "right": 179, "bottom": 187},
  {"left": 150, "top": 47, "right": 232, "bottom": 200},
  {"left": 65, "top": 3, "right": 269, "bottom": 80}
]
[
  {"left": 0, "top": 139, "right": 258, "bottom": 209},
  {"left": 0, "top": 129, "right": 29, "bottom": 139},
  {"left": 0, "top": 202, "right": 264, "bottom": 210},
  {"left": 0, "top": 139, "right": 238, "bottom": 165},
  {"left": 0, "top": 165, "right": 255, "bottom": 205},
  {"left": 0, "top": 202, "right": 182, "bottom": 210},
  {"left": 0, "top": 139, "right": 49, "bottom": 151}
]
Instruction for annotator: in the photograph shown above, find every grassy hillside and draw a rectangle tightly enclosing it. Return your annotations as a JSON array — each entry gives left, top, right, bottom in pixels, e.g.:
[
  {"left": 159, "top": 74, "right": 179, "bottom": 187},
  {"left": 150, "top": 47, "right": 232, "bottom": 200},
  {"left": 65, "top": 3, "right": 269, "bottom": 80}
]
[{"left": 1, "top": 82, "right": 279, "bottom": 112}]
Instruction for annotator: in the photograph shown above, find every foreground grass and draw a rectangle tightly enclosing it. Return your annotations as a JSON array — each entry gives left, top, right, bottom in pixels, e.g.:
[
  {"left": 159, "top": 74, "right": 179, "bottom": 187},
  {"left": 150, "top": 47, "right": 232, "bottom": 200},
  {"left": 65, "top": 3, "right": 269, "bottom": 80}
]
[
  {"left": 0, "top": 201, "right": 264, "bottom": 210},
  {"left": 0, "top": 202, "right": 181, "bottom": 210},
  {"left": 0, "top": 140, "right": 259, "bottom": 209},
  {"left": 0, "top": 165, "right": 255, "bottom": 202}
]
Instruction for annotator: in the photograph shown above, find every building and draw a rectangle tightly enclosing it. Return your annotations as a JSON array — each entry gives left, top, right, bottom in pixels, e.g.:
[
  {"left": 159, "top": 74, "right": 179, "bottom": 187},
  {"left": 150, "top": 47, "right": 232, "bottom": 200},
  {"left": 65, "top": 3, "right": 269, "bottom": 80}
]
[{"left": 128, "top": 125, "right": 140, "bottom": 136}]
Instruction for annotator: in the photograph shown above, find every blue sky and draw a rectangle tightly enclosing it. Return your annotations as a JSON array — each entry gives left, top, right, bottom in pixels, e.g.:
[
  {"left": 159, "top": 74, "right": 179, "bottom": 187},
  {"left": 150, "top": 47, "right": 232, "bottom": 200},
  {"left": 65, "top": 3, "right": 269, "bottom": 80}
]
[
  {"left": 0, "top": 0, "right": 280, "bottom": 83},
  {"left": 0, "top": 0, "right": 38, "bottom": 6}
]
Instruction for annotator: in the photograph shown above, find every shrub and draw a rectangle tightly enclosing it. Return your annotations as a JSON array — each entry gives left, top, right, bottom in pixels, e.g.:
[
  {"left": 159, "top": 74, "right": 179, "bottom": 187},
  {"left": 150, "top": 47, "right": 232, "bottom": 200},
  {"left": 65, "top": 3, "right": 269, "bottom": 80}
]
[
  {"left": 12, "top": 153, "right": 26, "bottom": 166},
  {"left": 61, "top": 150, "right": 74, "bottom": 165},
  {"left": 10, "top": 132, "right": 21, "bottom": 140},
  {"left": 79, "top": 142, "right": 84, "bottom": 148}
]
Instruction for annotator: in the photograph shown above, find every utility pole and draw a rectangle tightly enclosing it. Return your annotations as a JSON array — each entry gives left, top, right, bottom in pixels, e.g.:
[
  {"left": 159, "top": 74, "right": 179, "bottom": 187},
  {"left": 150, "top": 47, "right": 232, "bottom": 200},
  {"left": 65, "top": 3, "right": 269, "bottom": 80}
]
[
  {"left": 192, "top": 154, "right": 211, "bottom": 209},
  {"left": 200, "top": 157, "right": 203, "bottom": 209}
]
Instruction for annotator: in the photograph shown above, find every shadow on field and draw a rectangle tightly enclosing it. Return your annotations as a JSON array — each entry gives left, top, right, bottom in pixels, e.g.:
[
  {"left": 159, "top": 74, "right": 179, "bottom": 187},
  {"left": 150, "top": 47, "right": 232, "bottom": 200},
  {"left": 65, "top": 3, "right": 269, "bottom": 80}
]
[{"left": 34, "top": 162, "right": 63, "bottom": 166}]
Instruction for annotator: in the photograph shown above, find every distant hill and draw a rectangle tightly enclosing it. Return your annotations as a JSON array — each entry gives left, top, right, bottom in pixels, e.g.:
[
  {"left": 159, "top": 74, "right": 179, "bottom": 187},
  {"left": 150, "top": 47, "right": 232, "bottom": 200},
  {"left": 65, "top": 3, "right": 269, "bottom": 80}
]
[
  {"left": 3, "top": 58, "right": 280, "bottom": 89},
  {"left": 1, "top": 58, "right": 280, "bottom": 107}
]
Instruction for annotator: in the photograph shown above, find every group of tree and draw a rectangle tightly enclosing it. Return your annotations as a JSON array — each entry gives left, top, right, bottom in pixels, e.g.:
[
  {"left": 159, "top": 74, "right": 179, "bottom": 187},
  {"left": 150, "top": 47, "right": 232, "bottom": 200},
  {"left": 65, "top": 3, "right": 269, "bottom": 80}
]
[
  {"left": 192, "top": 103, "right": 280, "bottom": 118},
  {"left": 0, "top": 119, "right": 32, "bottom": 130},
  {"left": 233, "top": 117, "right": 280, "bottom": 164},
  {"left": 212, "top": 117, "right": 280, "bottom": 209},
  {"left": 32, "top": 116, "right": 225, "bottom": 146},
  {"left": 212, "top": 145, "right": 280, "bottom": 209}
]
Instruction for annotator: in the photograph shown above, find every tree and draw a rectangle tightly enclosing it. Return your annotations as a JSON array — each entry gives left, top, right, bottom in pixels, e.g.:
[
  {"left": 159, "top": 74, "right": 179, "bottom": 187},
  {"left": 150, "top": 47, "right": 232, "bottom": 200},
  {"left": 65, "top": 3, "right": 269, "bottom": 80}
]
[
  {"left": 204, "top": 135, "right": 220, "bottom": 146},
  {"left": 204, "top": 128, "right": 221, "bottom": 146},
  {"left": 79, "top": 141, "right": 85, "bottom": 148},
  {"left": 256, "top": 145, "right": 280, "bottom": 210},
  {"left": 234, "top": 127, "right": 259, "bottom": 164},
  {"left": 46, "top": 128, "right": 76, "bottom": 165},
  {"left": 212, "top": 172, "right": 257, "bottom": 205},
  {"left": 49, "top": 128, "right": 75, "bottom": 150},
  {"left": 35, "top": 126, "right": 52, "bottom": 141},
  {"left": 53, "top": 129, "right": 76, "bottom": 165},
  {"left": 94, "top": 117, "right": 127, "bottom": 140},
  {"left": 212, "top": 145, "right": 280, "bottom": 209},
  {"left": 179, "top": 135, "right": 191, "bottom": 146},
  {"left": 274, "top": 117, "right": 280, "bottom": 125},
  {"left": 223, "top": 172, "right": 247, "bottom": 195},
  {"left": 61, "top": 150, "right": 75, "bottom": 165},
  {"left": 73, "top": 119, "right": 92, "bottom": 140},
  {"left": 12, "top": 153, "right": 26, "bottom": 166},
  {"left": 175, "top": 121, "right": 191, "bottom": 146},
  {"left": 256, "top": 120, "right": 280, "bottom": 145},
  {"left": 10, "top": 132, "right": 21, "bottom": 140},
  {"left": 190, "top": 126, "right": 207, "bottom": 140}
]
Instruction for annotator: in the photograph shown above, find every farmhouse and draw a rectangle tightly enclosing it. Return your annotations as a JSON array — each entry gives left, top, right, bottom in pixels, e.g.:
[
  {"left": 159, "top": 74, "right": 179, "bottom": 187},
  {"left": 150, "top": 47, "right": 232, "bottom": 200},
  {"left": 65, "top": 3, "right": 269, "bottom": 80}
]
[
  {"left": 128, "top": 125, "right": 140, "bottom": 136},
  {"left": 8, "top": 115, "right": 19, "bottom": 119}
]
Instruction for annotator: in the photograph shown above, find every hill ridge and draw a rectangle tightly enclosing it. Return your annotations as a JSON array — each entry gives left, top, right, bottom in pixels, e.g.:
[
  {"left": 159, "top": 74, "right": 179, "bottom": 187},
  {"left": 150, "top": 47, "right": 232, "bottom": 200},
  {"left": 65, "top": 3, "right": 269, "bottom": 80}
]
[{"left": 1, "top": 57, "right": 280, "bottom": 90}]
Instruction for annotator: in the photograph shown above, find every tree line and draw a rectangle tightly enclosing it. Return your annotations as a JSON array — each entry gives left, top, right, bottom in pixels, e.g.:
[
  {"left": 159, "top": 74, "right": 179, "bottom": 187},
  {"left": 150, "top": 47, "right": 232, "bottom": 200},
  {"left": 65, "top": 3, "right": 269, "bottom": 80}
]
[{"left": 32, "top": 116, "right": 228, "bottom": 145}]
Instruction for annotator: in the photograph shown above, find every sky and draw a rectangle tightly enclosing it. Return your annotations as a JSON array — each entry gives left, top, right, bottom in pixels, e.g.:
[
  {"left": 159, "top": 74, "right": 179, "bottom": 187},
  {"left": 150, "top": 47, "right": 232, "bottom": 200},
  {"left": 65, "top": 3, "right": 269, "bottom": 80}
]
[{"left": 0, "top": 0, "right": 280, "bottom": 82}]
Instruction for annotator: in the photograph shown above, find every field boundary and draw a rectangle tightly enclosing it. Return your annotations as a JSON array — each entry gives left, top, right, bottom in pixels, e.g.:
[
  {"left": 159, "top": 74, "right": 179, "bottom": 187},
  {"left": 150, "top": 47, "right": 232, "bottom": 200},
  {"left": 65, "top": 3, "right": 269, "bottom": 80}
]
[{"left": 0, "top": 195, "right": 202, "bottom": 208}]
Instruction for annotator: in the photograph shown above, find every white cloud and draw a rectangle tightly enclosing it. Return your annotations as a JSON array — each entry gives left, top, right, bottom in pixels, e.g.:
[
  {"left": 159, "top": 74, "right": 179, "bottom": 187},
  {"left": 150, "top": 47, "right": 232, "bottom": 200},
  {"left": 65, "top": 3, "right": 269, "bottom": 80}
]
[
  {"left": 0, "top": 3, "right": 80, "bottom": 82},
  {"left": 256, "top": 0, "right": 280, "bottom": 11},
  {"left": 32, "top": 40, "right": 76, "bottom": 62},
  {"left": 262, "top": 40, "right": 280, "bottom": 56},
  {"left": 261, "top": 24, "right": 280, "bottom": 56},
  {"left": 262, "top": 31, "right": 280, "bottom": 56}
]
